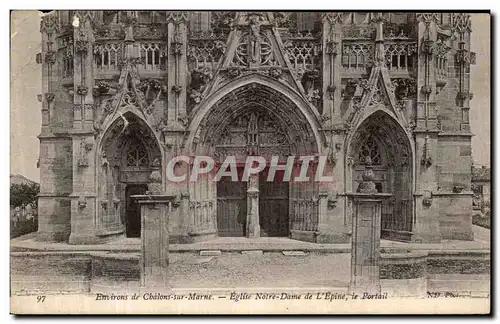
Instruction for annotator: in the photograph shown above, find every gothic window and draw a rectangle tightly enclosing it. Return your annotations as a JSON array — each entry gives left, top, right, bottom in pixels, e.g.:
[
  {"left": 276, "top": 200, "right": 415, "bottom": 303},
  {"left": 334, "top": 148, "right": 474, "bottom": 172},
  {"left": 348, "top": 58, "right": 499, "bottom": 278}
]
[
  {"left": 94, "top": 43, "right": 122, "bottom": 70},
  {"left": 358, "top": 137, "right": 382, "bottom": 165},
  {"left": 126, "top": 137, "right": 149, "bottom": 167},
  {"left": 435, "top": 56, "right": 448, "bottom": 78},
  {"left": 342, "top": 42, "right": 373, "bottom": 70},
  {"left": 384, "top": 43, "right": 417, "bottom": 71},
  {"left": 140, "top": 43, "right": 166, "bottom": 70}
]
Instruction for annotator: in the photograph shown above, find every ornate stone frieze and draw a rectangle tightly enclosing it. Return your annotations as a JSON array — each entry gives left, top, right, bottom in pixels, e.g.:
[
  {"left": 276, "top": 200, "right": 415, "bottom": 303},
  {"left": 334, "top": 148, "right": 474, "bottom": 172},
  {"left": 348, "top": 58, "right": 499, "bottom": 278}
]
[
  {"left": 451, "top": 13, "right": 471, "bottom": 33},
  {"left": 342, "top": 25, "right": 376, "bottom": 39},
  {"left": 40, "top": 14, "right": 59, "bottom": 33},
  {"left": 166, "top": 11, "right": 189, "bottom": 23},
  {"left": 383, "top": 22, "right": 415, "bottom": 39},
  {"left": 75, "top": 40, "right": 88, "bottom": 53},
  {"left": 322, "top": 12, "right": 343, "bottom": 25},
  {"left": 93, "top": 25, "right": 125, "bottom": 39},
  {"left": 416, "top": 13, "right": 441, "bottom": 23}
]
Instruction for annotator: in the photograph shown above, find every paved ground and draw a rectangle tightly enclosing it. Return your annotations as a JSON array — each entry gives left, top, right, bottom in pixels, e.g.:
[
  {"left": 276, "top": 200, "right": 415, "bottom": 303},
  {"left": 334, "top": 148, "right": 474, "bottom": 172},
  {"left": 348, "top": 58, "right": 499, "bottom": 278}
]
[
  {"left": 165, "top": 253, "right": 351, "bottom": 288},
  {"left": 11, "top": 225, "right": 490, "bottom": 252}
]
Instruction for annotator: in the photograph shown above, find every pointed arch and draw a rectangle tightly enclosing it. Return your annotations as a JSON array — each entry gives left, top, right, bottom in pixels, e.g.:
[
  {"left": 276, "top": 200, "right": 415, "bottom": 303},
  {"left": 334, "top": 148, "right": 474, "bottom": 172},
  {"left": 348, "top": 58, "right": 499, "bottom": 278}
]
[
  {"left": 94, "top": 111, "right": 164, "bottom": 237},
  {"left": 185, "top": 73, "right": 325, "bottom": 153},
  {"left": 344, "top": 110, "right": 415, "bottom": 241}
]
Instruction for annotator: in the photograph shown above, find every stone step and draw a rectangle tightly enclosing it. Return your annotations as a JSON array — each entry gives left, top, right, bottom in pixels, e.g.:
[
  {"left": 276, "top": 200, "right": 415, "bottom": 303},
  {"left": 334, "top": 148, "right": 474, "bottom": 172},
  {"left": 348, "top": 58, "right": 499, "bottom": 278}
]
[
  {"left": 199, "top": 250, "right": 221, "bottom": 256},
  {"left": 242, "top": 250, "right": 263, "bottom": 256},
  {"left": 282, "top": 251, "right": 307, "bottom": 256}
]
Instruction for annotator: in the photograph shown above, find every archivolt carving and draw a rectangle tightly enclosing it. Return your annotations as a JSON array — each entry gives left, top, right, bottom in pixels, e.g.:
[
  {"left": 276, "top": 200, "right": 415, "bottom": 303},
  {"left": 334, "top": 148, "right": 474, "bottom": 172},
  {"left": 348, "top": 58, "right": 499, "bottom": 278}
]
[{"left": 194, "top": 83, "right": 318, "bottom": 155}]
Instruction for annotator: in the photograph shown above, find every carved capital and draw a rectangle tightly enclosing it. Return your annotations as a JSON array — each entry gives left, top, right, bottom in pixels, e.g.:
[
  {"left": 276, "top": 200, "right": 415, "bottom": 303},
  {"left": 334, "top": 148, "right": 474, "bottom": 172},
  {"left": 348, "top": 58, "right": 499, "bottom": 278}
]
[
  {"left": 44, "top": 51, "right": 56, "bottom": 64},
  {"left": 76, "top": 85, "right": 89, "bottom": 96},
  {"left": 457, "top": 91, "right": 469, "bottom": 101},
  {"left": 172, "top": 85, "right": 182, "bottom": 94},
  {"left": 45, "top": 92, "right": 55, "bottom": 102},
  {"left": 421, "top": 85, "right": 432, "bottom": 95},
  {"left": 422, "top": 39, "right": 435, "bottom": 55}
]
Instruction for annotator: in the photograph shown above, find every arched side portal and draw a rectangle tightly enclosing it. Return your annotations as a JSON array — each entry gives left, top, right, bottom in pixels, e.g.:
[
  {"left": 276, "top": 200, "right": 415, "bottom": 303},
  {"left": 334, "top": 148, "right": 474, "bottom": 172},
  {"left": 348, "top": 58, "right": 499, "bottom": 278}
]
[
  {"left": 183, "top": 80, "right": 324, "bottom": 240},
  {"left": 346, "top": 111, "right": 414, "bottom": 241},
  {"left": 96, "top": 112, "right": 162, "bottom": 238}
]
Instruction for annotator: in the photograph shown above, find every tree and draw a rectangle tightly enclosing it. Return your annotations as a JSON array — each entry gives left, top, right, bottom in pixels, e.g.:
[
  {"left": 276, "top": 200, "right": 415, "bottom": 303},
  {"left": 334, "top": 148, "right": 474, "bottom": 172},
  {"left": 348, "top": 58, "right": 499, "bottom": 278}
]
[{"left": 10, "top": 182, "right": 40, "bottom": 208}]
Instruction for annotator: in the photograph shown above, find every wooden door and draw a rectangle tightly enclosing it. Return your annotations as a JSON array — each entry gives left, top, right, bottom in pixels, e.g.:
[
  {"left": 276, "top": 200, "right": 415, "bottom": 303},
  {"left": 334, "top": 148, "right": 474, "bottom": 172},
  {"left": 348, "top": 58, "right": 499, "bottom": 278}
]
[
  {"left": 259, "top": 169, "right": 289, "bottom": 237},
  {"left": 125, "top": 184, "right": 147, "bottom": 238},
  {"left": 216, "top": 171, "right": 247, "bottom": 237}
]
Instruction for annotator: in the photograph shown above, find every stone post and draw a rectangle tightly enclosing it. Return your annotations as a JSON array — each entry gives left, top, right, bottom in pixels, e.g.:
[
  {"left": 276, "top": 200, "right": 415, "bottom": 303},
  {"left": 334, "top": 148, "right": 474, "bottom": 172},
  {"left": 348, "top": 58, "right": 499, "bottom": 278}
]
[
  {"left": 133, "top": 161, "right": 180, "bottom": 289},
  {"left": 134, "top": 195, "right": 179, "bottom": 289},
  {"left": 246, "top": 174, "right": 260, "bottom": 238},
  {"left": 348, "top": 158, "right": 391, "bottom": 295}
]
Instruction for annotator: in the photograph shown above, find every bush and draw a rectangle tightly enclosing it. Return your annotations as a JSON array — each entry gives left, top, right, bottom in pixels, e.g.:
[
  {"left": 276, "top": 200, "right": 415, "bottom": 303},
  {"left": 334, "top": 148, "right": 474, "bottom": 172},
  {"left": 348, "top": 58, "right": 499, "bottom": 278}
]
[
  {"left": 472, "top": 213, "right": 490, "bottom": 229},
  {"left": 10, "top": 182, "right": 39, "bottom": 209},
  {"left": 10, "top": 182, "right": 39, "bottom": 238}
]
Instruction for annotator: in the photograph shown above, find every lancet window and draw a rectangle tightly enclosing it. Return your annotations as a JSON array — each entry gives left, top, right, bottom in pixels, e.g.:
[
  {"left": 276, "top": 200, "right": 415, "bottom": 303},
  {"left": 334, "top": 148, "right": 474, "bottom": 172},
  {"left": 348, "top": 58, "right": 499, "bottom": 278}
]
[{"left": 94, "top": 43, "right": 122, "bottom": 70}]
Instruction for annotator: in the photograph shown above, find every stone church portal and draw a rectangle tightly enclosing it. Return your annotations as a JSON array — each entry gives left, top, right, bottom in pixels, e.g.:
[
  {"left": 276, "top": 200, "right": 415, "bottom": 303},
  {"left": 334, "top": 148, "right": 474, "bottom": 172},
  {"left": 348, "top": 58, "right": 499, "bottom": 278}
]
[{"left": 36, "top": 11, "right": 475, "bottom": 245}]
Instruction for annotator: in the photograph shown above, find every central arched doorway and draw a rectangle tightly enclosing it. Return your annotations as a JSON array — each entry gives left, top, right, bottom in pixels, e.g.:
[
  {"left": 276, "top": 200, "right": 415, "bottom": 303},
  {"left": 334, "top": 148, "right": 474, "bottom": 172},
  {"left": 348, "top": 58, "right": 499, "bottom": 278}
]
[
  {"left": 97, "top": 112, "right": 162, "bottom": 238},
  {"left": 347, "top": 111, "right": 413, "bottom": 241},
  {"left": 186, "top": 79, "right": 322, "bottom": 240}
]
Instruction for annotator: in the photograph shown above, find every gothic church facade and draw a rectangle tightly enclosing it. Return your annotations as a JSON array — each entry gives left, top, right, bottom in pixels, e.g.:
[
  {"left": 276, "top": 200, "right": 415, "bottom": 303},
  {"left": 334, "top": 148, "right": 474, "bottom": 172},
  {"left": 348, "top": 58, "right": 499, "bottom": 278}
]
[{"left": 36, "top": 11, "right": 476, "bottom": 244}]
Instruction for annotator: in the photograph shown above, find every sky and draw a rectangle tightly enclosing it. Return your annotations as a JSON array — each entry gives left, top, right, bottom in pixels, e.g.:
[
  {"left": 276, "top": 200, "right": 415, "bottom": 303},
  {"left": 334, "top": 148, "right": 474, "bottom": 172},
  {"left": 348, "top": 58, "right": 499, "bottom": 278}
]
[{"left": 9, "top": 11, "right": 491, "bottom": 183}]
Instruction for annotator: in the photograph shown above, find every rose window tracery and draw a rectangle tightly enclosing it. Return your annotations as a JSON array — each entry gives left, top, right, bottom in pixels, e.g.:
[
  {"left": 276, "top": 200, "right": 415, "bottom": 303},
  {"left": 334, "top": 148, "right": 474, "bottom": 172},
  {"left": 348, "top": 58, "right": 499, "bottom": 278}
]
[
  {"left": 358, "top": 137, "right": 382, "bottom": 165},
  {"left": 125, "top": 137, "right": 149, "bottom": 167}
]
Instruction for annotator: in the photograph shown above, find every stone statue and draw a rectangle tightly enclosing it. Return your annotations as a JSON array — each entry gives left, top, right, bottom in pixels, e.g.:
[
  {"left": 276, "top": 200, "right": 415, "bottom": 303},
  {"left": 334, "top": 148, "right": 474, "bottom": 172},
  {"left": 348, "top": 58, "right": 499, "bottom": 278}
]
[
  {"left": 147, "top": 157, "right": 163, "bottom": 195},
  {"left": 249, "top": 15, "right": 262, "bottom": 63},
  {"left": 357, "top": 156, "right": 377, "bottom": 194}
]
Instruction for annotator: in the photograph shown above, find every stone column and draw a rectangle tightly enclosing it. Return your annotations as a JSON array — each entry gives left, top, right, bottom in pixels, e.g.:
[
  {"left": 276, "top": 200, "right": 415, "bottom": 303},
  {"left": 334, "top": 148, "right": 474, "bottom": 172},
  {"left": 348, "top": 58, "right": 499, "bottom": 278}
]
[
  {"left": 246, "top": 174, "right": 260, "bottom": 238},
  {"left": 348, "top": 159, "right": 391, "bottom": 295},
  {"left": 134, "top": 195, "right": 179, "bottom": 289}
]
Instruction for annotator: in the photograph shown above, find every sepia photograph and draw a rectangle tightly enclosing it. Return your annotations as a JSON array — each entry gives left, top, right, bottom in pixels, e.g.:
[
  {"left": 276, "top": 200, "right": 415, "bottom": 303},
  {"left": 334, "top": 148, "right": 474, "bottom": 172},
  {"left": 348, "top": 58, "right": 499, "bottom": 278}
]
[{"left": 8, "top": 9, "right": 491, "bottom": 315}]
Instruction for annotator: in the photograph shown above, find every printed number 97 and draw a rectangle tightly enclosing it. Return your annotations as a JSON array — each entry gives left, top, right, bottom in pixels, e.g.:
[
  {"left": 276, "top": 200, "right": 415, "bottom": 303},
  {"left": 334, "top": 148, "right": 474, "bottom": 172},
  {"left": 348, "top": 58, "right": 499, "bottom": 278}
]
[{"left": 37, "top": 296, "right": 46, "bottom": 303}]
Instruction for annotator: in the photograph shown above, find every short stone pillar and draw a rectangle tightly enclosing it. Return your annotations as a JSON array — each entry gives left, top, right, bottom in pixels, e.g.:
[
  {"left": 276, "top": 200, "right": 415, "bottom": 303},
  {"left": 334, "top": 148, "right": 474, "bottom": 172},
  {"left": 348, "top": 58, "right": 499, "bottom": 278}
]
[
  {"left": 133, "top": 195, "right": 179, "bottom": 289},
  {"left": 348, "top": 157, "right": 391, "bottom": 295},
  {"left": 246, "top": 174, "right": 260, "bottom": 238}
]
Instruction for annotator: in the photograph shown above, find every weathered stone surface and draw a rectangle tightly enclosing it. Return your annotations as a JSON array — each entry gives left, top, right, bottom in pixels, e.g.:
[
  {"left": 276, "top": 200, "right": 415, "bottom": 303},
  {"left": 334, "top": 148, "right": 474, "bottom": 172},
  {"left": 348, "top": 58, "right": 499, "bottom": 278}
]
[{"left": 36, "top": 11, "right": 476, "bottom": 245}]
